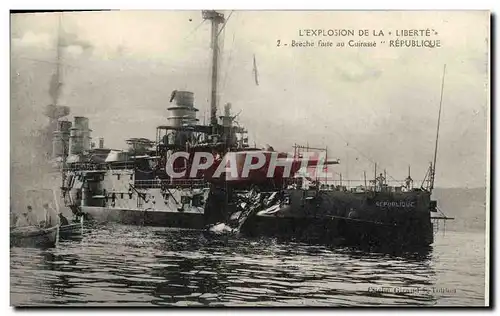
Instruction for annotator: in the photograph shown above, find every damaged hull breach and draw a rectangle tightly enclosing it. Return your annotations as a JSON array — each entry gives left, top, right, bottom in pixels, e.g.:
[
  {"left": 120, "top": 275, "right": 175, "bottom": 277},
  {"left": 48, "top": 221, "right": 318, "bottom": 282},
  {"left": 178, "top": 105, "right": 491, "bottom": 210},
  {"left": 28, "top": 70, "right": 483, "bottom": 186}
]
[{"left": 205, "top": 186, "right": 435, "bottom": 249}]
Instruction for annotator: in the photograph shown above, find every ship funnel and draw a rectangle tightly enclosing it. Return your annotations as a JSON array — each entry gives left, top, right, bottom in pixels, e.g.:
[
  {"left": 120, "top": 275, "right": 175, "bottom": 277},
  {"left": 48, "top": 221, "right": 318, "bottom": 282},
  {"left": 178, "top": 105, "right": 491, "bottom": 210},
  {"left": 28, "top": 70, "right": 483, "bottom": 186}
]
[
  {"left": 167, "top": 90, "right": 199, "bottom": 128},
  {"left": 69, "top": 116, "right": 92, "bottom": 155},
  {"left": 167, "top": 90, "right": 199, "bottom": 147},
  {"left": 51, "top": 120, "right": 72, "bottom": 158}
]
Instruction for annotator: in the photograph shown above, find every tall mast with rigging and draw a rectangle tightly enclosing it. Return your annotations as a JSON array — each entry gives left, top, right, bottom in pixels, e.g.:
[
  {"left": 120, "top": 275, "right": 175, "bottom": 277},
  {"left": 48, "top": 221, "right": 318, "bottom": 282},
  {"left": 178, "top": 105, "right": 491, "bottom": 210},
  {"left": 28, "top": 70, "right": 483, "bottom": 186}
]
[
  {"left": 202, "top": 10, "right": 225, "bottom": 136},
  {"left": 45, "top": 12, "right": 70, "bottom": 140},
  {"left": 49, "top": 13, "right": 63, "bottom": 109},
  {"left": 430, "top": 64, "right": 447, "bottom": 191}
]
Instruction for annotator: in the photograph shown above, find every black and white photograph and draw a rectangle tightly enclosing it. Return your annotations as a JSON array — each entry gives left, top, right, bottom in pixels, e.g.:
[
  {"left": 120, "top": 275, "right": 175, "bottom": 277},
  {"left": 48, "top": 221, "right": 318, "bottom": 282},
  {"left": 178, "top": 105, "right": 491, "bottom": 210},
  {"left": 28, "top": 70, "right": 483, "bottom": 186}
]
[{"left": 9, "top": 9, "right": 490, "bottom": 307}]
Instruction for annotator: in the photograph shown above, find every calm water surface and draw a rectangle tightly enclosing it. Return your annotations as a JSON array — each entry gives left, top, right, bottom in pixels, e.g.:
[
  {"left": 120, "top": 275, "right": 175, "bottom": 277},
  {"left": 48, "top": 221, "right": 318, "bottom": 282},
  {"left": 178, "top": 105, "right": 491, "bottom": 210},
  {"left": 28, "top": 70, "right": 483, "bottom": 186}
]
[{"left": 10, "top": 224, "right": 485, "bottom": 307}]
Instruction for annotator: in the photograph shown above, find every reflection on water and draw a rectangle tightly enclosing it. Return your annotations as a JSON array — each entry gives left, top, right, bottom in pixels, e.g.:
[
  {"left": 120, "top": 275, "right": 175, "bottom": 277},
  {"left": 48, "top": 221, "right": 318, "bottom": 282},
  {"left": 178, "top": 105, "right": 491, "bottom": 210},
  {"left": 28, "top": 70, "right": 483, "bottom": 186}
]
[{"left": 10, "top": 224, "right": 484, "bottom": 306}]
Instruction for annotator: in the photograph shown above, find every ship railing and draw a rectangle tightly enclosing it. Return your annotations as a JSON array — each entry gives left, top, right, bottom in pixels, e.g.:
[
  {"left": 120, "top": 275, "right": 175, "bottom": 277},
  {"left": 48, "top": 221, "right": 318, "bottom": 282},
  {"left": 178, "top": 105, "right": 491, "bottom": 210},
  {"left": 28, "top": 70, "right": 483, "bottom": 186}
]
[
  {"left": 133, "top": 179, "right": 209, "bottom": 189},
  {"left": 108, "top": 162, "right": 136, "bottom": 169},
  {"left": 284, "top": 178, "right": 417, "bottom": 193},
  {"left": 63, "top": 162, "right": 108, "bottom": 172},
  {"left": 63, "top": 161, "right": 136, "bottom": 172}
]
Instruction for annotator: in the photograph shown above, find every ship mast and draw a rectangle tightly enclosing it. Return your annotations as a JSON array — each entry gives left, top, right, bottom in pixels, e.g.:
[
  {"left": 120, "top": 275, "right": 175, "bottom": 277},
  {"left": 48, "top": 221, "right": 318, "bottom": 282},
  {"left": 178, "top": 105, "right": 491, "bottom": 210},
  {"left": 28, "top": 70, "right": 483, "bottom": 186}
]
[
  {"left": 50, "top": 13, "right": 63, "bottom": 108},
  {"left": 430, "top": 64, "right": 446, "bottom": 191},
  {"left": 202, "top": 10, "right": 225, "bottom": 135},
  {"left": 57, "top": 14, "right": 67, "bottom": 193},
  {"left": 56, "top": 14, "right": 63, "bottom": 103}
]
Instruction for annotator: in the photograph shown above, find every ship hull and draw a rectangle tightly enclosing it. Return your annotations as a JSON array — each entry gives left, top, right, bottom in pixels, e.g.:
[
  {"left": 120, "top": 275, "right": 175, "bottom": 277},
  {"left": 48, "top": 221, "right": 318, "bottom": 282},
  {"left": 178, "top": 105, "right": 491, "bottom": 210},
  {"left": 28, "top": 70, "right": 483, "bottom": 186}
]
[
  {"left": 240, "top": 215, "right": 433, "bottom": 249},
  {"left": 240, "top": 215, "right": 344, "bottom": 244},
  {"left": 81, "top": 206, "right": 205, "bottom": 229},
  {"left": 226, "top": 188, "right": 435, "bottom": 249},
  {"left": 339, "top": 217, "right": 433, "bottom": 248}
]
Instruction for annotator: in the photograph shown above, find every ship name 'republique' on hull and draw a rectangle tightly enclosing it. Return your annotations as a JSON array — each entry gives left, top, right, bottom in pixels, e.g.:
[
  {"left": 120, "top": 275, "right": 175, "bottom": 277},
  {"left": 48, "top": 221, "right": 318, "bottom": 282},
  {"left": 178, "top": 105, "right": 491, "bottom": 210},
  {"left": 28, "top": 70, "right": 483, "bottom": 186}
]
[{"left": 45, "top": 10, "right": 451, "bottom": 249}]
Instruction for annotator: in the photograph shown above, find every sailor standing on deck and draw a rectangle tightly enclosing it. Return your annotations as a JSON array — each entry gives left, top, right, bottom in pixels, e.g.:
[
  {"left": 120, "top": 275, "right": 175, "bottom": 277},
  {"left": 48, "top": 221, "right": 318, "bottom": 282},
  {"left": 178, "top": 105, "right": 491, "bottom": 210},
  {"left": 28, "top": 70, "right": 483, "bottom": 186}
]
[{"left": 376, "top": 173, "right": 386, "bottom": 191}]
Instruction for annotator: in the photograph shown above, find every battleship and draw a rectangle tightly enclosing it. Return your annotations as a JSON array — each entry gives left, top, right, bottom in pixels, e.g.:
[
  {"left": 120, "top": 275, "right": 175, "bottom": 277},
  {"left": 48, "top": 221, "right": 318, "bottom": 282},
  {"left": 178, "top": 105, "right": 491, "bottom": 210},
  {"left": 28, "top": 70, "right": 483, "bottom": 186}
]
[{"left": 39, "top": 10, "right": 452, "bottom": 249}]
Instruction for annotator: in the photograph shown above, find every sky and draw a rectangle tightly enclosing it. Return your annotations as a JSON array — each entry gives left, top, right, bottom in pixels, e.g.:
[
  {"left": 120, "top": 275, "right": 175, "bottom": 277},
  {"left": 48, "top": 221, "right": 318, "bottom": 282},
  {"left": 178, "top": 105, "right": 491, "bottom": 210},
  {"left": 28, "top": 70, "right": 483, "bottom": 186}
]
[{"left": 10, "top": 10, "right": 489, "bottom": 188}]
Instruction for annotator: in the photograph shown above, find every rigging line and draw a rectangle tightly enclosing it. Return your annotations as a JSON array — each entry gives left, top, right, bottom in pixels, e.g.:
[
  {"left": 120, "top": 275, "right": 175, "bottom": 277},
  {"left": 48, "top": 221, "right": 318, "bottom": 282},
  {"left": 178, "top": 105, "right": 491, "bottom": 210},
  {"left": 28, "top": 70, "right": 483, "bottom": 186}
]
[
  {"left": 330, "top": 129, "right": 405, "bottom": 185},
  {"left": 216, "top": 10, "right": 234, "bottom": 38},
  {"left": 55, "top": 13, "right": 62, "bottom": 74},
  {"left": 431, "top": 64, "right": 447, "bottom": 190},
  {"left": 205, "top": 37, "right": 213, "bottom": 122},
  {"left": 420, "top": 166, "right": 430, "bottom": 189},
  {"left": 221, "top": 31, "right": 236, "bottom": 95},
  {"left": 329, "top": 129, "right": 374, "bottom": 165},
  {"left": 221, "top": 12, "right": 240, "bottom": 101},
  {"left": 217, "top": 22, "right": 227, "bottom": 108},
  {"left": 182, "top": 19, "right": 206, "bottom": 42},
  {"left": 329, "top": 129, "right": 374, "bottom": 166}
]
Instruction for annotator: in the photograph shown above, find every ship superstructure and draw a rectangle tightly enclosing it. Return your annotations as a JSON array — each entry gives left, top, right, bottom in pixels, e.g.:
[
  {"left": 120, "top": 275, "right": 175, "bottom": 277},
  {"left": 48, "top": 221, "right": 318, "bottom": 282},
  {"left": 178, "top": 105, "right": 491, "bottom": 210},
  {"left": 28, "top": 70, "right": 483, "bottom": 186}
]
[
  {"left": 55, "top": 11, "right": 251, "bottom": 228},
  {"left": 57, "top": 91, "right": 249, "bottom": 228}
]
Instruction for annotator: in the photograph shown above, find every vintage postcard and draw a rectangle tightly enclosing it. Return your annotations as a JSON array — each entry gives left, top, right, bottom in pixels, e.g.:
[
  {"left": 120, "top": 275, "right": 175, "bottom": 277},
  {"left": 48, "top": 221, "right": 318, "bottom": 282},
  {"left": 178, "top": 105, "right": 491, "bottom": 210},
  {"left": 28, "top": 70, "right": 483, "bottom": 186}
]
[{"left": 10, "top": 10, "right": 490, "bottom": 307}]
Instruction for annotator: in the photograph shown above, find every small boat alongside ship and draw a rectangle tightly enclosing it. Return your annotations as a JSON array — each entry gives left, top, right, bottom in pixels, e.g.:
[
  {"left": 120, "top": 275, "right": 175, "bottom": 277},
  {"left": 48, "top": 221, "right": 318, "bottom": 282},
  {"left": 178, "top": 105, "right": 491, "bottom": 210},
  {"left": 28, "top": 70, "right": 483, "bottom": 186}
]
[
  {"left": 10, "top": 188, "right": 85, "bottom": 248},
  {"left": 10, "top": 217, "right": 85, "bottom": 248},
  {"left": 59, "top": 216, "right": 84, "bottom": 240},
  {"left": 10, "top": 225, "right": 59, "bottom": 248}
]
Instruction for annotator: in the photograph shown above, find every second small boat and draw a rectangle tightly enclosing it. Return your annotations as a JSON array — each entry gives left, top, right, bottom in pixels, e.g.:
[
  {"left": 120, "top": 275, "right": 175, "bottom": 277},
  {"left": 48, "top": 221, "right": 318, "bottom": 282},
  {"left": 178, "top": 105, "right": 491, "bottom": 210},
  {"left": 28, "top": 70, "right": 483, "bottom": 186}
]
[{"left": 59, "top": 216, "right": 84, "bottom": 240}]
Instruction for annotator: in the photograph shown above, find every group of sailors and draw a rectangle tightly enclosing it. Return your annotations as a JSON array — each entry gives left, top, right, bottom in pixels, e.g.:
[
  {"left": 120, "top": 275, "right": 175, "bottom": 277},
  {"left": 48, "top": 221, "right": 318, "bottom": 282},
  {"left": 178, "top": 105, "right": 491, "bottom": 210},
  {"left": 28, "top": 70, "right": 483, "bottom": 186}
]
[{"left": 13, "top": 203, "right": 70, "bottom": 228}]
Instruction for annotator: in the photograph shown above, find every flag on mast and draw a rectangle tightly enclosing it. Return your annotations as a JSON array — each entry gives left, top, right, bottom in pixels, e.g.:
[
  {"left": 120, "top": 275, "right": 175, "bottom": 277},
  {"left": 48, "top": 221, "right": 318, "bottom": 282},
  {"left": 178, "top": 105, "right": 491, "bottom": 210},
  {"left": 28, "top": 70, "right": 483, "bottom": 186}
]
[{"left": 253, "top": 54, "right": 259, "bottom": 86}]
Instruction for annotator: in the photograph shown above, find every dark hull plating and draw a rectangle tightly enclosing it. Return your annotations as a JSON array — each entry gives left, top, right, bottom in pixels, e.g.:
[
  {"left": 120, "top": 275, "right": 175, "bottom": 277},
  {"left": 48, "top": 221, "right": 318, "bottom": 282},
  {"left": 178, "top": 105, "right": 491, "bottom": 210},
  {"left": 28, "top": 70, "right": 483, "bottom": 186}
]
[
  {"left": 82, "top": 206, "right": 205, "bottom": 229},
  {"left": 240, "top": 215, "right": 433, "bottom": 248},
  {"left": 210, "top": 187, "right": 435, "bottom": 248}
]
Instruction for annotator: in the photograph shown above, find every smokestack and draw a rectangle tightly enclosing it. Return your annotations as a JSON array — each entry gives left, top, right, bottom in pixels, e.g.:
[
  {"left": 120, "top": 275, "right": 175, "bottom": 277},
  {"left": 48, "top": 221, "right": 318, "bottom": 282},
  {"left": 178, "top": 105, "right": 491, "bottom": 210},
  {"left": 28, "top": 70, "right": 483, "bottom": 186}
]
[
  {"left": 69, "top": 116, "right": 91, "bottom": 155},
  {"left": 99, "top": 138, "right": 104, "bottom": 149}
]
